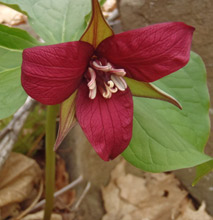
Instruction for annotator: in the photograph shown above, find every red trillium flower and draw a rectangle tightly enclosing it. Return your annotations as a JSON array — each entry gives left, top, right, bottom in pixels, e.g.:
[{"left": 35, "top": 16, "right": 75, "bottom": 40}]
[{"left": 21, "top": 0, "right": 194, "bottom": 161}]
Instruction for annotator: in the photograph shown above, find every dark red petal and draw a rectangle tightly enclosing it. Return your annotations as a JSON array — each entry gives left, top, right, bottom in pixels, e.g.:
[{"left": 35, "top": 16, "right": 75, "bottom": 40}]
[
  {"left": 21, "top": 41, "right": 94, "bottom": 105},
  {"left": 96, "top": 22, "right": 194, "bottom": 82},
  {"left": 76, "top": 83, "right": 133, "bottom": 161}
]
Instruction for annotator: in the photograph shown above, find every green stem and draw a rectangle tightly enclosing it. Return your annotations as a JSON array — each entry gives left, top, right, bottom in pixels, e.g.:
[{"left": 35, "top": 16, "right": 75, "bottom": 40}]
[{"left": 43, "top": 105, "right": 58, "bottom": 220}]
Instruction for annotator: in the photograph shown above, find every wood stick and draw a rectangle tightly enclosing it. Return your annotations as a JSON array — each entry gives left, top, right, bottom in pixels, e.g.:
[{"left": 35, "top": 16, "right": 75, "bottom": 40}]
[
  {"left": 31, "top": 175, "right": 83, "bottom": 211},
  {"left": 0, "top": 97, "right": 36, "bottom": 171}
]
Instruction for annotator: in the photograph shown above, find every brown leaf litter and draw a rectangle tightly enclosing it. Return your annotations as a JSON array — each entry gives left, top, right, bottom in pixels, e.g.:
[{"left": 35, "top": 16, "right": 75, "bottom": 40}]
[
  {"left": 22, "top": 210, "right": 62, "bottom": 220},
  {"left": 102, "top": 160, "right": 213, "bottom": 220},
  {"left": 0, "top": 152, "right": 76, "bottom": 220},
  {"left": 0, "top": 152, "right": 42, "bottom": 219}
]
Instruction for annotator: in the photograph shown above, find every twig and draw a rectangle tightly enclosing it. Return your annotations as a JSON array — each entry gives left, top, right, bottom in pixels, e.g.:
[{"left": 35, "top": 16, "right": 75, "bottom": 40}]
[
  {"left": 31, "top": 175, "right": 83, "bottom": 211},
  {"left": 71, "top": 182, "right": 91, "bottom": 211},
  {"left": 0, "top": 97, "right": 36, "bottom": 171}
]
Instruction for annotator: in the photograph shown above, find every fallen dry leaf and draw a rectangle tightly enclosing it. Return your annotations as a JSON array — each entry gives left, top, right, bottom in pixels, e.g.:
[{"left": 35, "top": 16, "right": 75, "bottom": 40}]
[
  {"left": 0, "top": 4, "right": 26, "bottom": 26},
  {"left": 177, "top": 201, "right": 213, "bottom": 220},
  {"left": 22, "top": 210, "right": 62, "bottom": 220},
  {"left": 0, "top": 203, "right": 20, "bottom": 219},
  {"left": 102, "top": 160, "right": 213, "bottom": 220},
  {"left": 0, "top": 152, "right": 42, "bottom": 219},
  {"left": 102, "top": 162, "right": 136, "bottom": 220}
]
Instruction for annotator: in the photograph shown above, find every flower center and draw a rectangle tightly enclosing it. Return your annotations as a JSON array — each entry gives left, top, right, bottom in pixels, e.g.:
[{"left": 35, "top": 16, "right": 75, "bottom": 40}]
[{"left": 84, "top": 58, "right": 127, "bottom": 99}]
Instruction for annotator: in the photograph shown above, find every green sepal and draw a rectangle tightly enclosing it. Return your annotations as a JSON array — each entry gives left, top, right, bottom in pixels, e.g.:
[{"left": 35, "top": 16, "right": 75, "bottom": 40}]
[
  {"left": 125, "top": 77, "right": 182, "bottom": 109},
  {"left": 54, "top": 91, "right": 77, "bottom": 150},
  {"left": 80, "top": 0, "right": 113, "bottom": 48}
]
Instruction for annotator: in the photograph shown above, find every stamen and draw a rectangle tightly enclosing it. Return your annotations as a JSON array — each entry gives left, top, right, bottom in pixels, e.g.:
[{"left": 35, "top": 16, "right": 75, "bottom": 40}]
[
  {"left": 110, "top": 68, "right": 126, "bottom": 77},
  {"left": 92, "top": 60, "right": 111, "bottom": 72},
  {"left": 87, "top": 67, "right": 97, "bottom": 99},
  {"left": 107, "top": 80, "right": 114, "bottom": 88},
  {"left": 87, "top": 68, "right": 96, "bottom": 89},
  {"left": 111, "top": 75, "right": 127, "bottom": 91},
  {"left": 119, "top": 77, "right": 128, "bottom": 89},
  {"left": 92, "top": 60, "right": 126, "bottom": 77},
  {"left": 89, "top": 86, "right": 97, "bottom": 99},
  {"left": 109, "top": 87, "right": 118, "bottom": 93}
]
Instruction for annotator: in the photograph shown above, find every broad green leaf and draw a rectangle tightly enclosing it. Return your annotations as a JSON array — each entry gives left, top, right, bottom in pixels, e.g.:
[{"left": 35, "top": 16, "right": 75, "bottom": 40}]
[
  {"left": 0, "top": 50, "right": 27, "bottom": 119},
  {"left": 100, "top": 0, "right": 107, "bottom": 5},
  {"left": 122, "top": 52, "right": 211, "bottom": 172},
  {"left": 152, "top": 52, "right": 210, "bottom": 151},
  {"left": 0, "top": 25, "right": 39, "bottom": 119},
  {"left": 192, "top": 160, "right": 213, "bottom": 186},
  {"left": 0, "top": 3, "right": 26, "bottom": 14},
  {"left": 0, "top": 24, "right": 39, "bottom": 49},
  {"left": 0, "top": 0, "right": 96, "bottom": 43}
]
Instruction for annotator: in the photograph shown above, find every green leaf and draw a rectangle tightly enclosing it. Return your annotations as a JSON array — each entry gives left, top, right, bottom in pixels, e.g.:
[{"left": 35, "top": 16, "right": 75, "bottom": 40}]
[
  {"left": 0, "top": 0, "right": 94, "bottom": 43},
  {"left": 100, "top": 0, "right": 107, "bottom": 5},
  {"left": 192, "top": 160, "right": 213, "bottom": 186},
  {"left": 0, "top": 50, "right": 27, "bottom": 119},
  {"left": 0, "top": 24, "right": 39, "bottom": 49},
  {"left": 153, "top": 52, "right": 210, "bottom": 151},
  {"left": 0, "top": 25, "right": 39, "bottom": 119},
  {"left": 122, "top": 52, "right": 212, "bottom": 172},
  {"left": 0, "top": 3, "right": 26, "bottom": 15}
]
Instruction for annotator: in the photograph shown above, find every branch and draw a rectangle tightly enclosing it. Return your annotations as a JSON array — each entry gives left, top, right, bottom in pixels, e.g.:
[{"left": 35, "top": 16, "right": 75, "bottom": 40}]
[
  {"left": 32, "top": 175, "right": 83, "bottom": 211},
  {"left": 71, "top": 181, "right": 91, "bottom": 211},
  {"left": 0, "top": 97, "right": 36, "bottom": 171}
]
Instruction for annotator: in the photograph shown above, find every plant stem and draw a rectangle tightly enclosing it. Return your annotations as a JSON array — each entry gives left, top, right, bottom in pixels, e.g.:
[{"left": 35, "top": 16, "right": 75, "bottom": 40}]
[{"left": 43, "top": 105, "right": 58, "bottom": 220}]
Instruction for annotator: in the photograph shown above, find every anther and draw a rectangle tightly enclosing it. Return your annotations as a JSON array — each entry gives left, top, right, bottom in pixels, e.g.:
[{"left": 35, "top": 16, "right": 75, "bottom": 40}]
[
  {"left": 87, "top": 68, "right": 96, "bottom": 89},
  {"left": 92, "top": 60, "right": 111, "bottom": 72},
  {"left": 110, "top": 68, "right": 126, "bottom": 77},
  {"left": 111, "top": 75, "right": 127, "bottom": 91},
  {"left": 89, "top": 86, "right": 97, "bottom": 99},
  {"left": 87, "top": 67, "right": 97, "bottom": 99}
]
